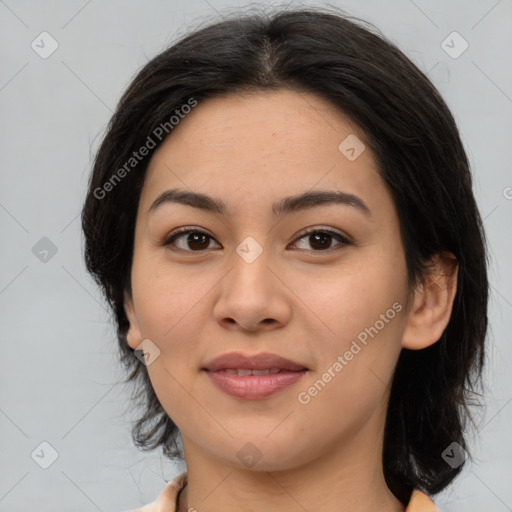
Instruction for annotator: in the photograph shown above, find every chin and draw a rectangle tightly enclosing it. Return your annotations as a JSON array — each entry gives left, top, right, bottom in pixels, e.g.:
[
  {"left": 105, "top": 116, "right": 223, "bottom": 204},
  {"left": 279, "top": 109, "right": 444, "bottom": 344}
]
[{"left": 215, "top": 437, "right": 308, "bottom": 473}]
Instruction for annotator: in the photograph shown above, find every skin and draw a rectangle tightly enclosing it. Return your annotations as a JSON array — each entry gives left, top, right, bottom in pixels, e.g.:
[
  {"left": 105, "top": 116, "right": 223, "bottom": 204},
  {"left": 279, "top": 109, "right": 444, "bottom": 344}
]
[{"left": 124, "top": 89, "right": 458, "bottom": 512}]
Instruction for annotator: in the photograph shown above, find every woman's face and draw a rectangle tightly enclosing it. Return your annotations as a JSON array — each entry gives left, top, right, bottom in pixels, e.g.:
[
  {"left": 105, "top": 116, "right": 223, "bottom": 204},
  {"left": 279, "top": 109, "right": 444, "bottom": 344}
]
[{"left": 124, "top": 89, "right": 413, "bottom": 471}]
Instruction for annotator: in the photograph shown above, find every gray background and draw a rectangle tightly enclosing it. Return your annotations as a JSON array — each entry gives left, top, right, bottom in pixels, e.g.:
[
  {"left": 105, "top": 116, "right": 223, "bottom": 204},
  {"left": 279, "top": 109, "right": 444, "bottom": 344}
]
[{"left": 1, "top": 0, "right": 511, "bottom": 510}]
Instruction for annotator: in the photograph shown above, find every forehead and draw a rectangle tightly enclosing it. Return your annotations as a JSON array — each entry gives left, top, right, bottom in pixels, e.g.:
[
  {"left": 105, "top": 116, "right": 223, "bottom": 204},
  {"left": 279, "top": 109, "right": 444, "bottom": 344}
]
[{"left": 139, "top": 89, "right": 391, "bottom": 219}]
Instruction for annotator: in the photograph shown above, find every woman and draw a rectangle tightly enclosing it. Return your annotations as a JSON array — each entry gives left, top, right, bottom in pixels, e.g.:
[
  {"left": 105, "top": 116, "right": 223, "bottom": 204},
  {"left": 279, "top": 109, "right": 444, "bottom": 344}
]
[{"left": 81, "top": 6, "right": 489, "bottom": 511}]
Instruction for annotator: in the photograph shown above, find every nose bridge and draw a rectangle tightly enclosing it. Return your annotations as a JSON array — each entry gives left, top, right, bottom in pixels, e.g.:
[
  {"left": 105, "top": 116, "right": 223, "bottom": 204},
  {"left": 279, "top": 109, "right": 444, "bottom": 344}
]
[
  {"left": 213, "top": 234, "right": 290, "bottom": 330},
  {"left": 229, "top": 234, "right": 273, "bottom": 298}
]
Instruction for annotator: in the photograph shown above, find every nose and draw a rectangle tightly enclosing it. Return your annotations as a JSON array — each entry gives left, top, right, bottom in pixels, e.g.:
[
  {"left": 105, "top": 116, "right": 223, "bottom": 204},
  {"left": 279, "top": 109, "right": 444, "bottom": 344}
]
[{"left": 213, "top": 247, "right": 292, "bottom": 333}]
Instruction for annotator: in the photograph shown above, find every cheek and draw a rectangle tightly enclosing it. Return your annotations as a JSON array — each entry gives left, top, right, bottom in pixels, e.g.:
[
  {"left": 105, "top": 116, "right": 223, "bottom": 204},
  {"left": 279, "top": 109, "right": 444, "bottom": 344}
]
[
  {"left": 130, "top": 262, "right": 214, "bottom": 414},
  {"left": 135, "top": 273, "right": 208, "bottom": 425},
  {"left": 291, "top": 255, "right": 407, "bottom": 396},
  {"left": 286, "top": 257, "right": 403, "bottom": 343},
  {"left": 295, "top": 295, "right": 404, "bottom": 439},
  {"left": 131, "top": 249, "right": 213, "bottom": 341}
]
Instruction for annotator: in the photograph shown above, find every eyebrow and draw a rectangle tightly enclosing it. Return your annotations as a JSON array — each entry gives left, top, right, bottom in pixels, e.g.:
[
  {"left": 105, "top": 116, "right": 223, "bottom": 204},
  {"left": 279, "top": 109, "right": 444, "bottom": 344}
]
[{"left": 148, "top": 188, "right": 371, "bottom": 218}]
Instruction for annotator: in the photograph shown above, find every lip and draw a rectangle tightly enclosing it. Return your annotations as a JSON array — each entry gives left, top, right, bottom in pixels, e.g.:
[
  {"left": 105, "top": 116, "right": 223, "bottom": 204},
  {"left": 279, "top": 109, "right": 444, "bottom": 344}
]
[
  {"left": 202, "top": 352, "right": 309, "bottom": 400},
  {"left": 202, "top": 352, "right": 308, "bottom": 372}
]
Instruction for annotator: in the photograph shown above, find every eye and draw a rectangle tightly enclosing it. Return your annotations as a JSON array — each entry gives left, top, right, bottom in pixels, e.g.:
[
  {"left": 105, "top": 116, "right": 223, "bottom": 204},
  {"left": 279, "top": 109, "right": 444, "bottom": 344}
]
[
  {"left": 163, "top": 227, "right": 220, "bottom": 252},
  {"left": 290, "top": 227, "right": 351, "bottom": 252},
  {"left": 163, "top": 226, "right": 351, "bottom": 253}
]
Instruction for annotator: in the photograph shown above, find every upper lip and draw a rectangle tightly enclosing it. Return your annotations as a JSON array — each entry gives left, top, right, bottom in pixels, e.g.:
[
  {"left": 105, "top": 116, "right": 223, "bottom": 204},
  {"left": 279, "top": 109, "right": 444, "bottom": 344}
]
[{"left": 202, "top": 352, "right": 308, "bottom": 371}]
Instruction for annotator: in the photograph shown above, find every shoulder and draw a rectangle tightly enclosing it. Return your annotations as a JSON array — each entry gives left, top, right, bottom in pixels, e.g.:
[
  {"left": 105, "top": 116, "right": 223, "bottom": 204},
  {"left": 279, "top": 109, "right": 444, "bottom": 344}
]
[
  {"left": 123, "top": 472, "right": 187, "bottom": 512},
  {"left": 406, "top": 489, "right": 439, "bottom": 511}
]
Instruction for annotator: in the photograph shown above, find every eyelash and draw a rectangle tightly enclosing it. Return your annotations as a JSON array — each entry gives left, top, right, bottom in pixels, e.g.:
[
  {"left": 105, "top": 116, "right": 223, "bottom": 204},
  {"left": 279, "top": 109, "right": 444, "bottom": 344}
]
[{"left": 162, "top": 226, "right": 352, "bottom": 254}]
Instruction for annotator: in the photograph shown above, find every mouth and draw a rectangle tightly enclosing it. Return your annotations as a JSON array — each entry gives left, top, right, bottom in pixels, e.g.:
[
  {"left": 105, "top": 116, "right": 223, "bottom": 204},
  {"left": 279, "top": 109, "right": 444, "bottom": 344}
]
[
  {"left": 211, "top": 368, "right": 285, "bottom": 375},
  {"left": 202, "top": 351, "right": 308, "bottom": 372},
  {"left": 202, "top": 352, "right": 309, "bottom": 400}
]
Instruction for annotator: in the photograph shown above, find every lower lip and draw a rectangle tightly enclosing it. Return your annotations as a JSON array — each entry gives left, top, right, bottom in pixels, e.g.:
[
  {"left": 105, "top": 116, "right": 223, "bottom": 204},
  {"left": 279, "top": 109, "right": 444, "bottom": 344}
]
[{"left": 204, "top": 370, "right": 307, "bottom": 399}]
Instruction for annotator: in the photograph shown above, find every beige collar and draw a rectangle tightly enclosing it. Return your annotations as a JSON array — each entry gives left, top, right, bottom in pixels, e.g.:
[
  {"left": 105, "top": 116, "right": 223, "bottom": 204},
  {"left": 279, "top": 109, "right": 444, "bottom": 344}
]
[{"left": 128, "top": 471, "right": 438, "bottom": 512}]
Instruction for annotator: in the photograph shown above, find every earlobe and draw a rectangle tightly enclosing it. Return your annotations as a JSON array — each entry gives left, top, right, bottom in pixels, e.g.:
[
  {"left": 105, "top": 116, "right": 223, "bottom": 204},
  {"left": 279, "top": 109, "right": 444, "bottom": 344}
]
[
  {"left": 401, "top": 251, "right": 458, "bottom": 350},
  {"left": 124, "top": 292, "right": 143, "bottom": 350}
]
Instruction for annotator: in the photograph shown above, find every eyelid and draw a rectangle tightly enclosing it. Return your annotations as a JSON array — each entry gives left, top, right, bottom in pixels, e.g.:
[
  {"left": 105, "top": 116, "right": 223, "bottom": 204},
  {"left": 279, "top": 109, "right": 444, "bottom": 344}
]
[
  {"left": 293, "top": 225, "right": 352, "bottom": 245},
  {"left": 162, "top": 226, "right": 220, "bottom": 249}
]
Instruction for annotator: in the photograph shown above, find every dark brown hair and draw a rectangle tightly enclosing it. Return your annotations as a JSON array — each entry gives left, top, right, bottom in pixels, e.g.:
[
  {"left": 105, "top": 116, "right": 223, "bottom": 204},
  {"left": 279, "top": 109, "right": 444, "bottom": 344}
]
[{"left": 81, "top": 5, "right": 489, "bottom": 505}]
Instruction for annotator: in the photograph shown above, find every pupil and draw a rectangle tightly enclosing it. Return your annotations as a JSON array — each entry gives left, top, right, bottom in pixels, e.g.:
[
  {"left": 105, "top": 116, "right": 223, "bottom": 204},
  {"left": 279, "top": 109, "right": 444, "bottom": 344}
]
[
  {"left": 189, "top": 233, "right": 208, "bottom": 250},
  {"left": 311, "top": 233, "right": 331, "bottom": 250}
]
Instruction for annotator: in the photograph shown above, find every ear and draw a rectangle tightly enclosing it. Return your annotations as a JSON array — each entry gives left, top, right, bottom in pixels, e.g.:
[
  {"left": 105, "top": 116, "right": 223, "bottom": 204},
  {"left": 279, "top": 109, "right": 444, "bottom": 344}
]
[
  {"left": 401, "top": 251, "right": 458, "bottom": 350},
  {"left": 124, "top": 291, "right": 143, "bottom": 350}
]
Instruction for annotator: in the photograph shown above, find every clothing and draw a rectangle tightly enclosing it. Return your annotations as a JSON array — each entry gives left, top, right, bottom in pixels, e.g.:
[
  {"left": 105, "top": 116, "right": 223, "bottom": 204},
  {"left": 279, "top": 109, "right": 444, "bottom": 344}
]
[{"left": 125, "top": 471, "right": 439, "bottom": 511}]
